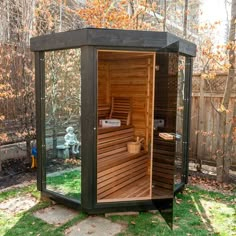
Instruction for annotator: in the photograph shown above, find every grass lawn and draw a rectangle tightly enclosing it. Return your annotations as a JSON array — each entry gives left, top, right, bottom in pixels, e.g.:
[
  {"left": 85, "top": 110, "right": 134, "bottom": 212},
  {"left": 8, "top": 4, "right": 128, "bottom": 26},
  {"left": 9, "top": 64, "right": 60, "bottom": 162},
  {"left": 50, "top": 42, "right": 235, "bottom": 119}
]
[
  {"left": 46, "top": 169, "right": 81, "bottom": 200},
  {"left": 0, "top": 183, "right": 235, "bottom": 236}
]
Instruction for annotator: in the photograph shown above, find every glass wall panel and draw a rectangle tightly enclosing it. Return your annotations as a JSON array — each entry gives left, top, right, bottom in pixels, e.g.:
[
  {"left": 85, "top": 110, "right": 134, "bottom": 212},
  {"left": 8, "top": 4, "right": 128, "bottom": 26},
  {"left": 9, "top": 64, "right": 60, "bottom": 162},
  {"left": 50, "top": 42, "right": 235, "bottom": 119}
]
[
  {"left": 152, "top": 52, "right": 179, "bottom": 228},
  {"left": 152, "top": 52, "right": 178, "bottom": 199},
  {"left": 175, "top": 56, "right": 186, "bottom": 185},
  {"left": 44, "top": 49, "right": 81, "bottom": 201}
]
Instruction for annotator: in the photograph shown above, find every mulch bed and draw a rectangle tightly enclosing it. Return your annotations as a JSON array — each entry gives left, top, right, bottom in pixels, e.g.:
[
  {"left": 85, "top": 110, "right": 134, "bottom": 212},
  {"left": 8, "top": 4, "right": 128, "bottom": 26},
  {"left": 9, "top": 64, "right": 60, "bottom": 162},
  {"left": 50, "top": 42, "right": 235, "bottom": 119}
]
[{"left": 0, "top": 159, "right": 36, "bottom": 190}]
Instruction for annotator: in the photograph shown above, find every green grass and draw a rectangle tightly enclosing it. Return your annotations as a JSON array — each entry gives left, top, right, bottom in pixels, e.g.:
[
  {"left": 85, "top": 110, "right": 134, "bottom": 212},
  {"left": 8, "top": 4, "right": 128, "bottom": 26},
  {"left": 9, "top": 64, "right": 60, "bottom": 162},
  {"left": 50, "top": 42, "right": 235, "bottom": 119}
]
[
  {"left": 0, "top": 183, "right": 85, "bottom": 236},
  {"left": 0, "top": 183, "right": 235, "bottom": 236},
  {"left": 46, "top": 169, "right": 81, "bottom": 200},
  {"left": 0, "top": 184, "right": 40, "bottom": 202},
  {"left": 109, "top": 186, "right": 236, "bottom": 236}
]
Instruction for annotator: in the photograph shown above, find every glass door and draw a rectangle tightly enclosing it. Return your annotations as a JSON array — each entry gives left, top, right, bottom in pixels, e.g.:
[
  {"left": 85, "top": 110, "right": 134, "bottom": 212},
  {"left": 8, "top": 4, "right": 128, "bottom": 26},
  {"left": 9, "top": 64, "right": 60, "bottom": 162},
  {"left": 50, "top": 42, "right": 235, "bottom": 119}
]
[{"left": 152, "top": 51, "right": 179, "bottom": 227}]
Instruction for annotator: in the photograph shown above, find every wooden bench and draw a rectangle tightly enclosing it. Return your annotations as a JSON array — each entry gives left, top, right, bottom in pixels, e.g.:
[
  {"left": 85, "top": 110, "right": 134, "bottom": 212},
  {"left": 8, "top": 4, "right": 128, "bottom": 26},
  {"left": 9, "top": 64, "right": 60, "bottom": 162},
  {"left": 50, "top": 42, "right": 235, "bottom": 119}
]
[
  {"left": 97, "top": 125, "right": 150, "bottom": 200},
  {"left": 152, "top": 131, "right": 175, "bottom": 198}
]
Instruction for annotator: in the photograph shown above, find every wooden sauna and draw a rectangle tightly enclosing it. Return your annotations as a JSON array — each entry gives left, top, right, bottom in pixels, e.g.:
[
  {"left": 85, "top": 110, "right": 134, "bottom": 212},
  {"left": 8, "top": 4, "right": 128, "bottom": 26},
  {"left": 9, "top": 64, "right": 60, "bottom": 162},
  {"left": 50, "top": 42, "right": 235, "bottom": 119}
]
[{"left": 31, "top": 28, "right": 196, "bottom": 227}]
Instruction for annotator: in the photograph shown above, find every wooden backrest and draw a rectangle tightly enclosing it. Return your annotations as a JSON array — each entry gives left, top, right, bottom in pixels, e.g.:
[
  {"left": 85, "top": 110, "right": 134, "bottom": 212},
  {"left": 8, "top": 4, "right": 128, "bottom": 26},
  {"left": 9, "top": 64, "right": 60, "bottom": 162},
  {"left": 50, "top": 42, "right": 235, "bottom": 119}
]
[
  {"left": 98, "top": 104, "right": 111, "bottom": 120},
  {"left": 109, "top": 97, "right": 131, "bottom": 125}
]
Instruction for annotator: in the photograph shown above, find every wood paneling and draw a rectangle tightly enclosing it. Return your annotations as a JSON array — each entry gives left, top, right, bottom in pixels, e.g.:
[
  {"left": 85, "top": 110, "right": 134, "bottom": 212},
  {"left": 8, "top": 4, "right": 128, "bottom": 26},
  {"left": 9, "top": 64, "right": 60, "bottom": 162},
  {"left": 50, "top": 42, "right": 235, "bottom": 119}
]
[
  {"left": 98, "top": 60, "right": 109, "bottom": 105},
  {"left": 98, "top": 51, "right": 155, "bottom": 151},
  {"left": 97, "top": 51, "right": 154, "bottom": 201}
]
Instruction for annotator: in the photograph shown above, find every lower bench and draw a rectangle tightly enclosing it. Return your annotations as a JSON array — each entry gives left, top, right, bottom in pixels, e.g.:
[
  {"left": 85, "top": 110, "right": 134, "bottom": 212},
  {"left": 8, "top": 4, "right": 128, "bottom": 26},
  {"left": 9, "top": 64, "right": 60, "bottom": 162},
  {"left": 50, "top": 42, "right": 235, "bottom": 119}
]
[{"left": 97, "top": 125, "right": 150, "bottom": 200}]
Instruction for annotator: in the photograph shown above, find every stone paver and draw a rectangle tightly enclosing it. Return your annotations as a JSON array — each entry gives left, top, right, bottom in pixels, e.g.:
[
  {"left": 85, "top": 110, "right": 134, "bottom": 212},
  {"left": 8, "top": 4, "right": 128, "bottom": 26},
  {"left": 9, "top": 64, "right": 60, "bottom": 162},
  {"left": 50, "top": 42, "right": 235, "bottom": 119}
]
[
  {"left": 65, "top": 216, "right": 125, "bottom": 236},
  {"left": 33, "top": 205, "right": 78, "bottom": 226},
  {"left": 0, "top": 195, "right": 37, "bottom": 214}
]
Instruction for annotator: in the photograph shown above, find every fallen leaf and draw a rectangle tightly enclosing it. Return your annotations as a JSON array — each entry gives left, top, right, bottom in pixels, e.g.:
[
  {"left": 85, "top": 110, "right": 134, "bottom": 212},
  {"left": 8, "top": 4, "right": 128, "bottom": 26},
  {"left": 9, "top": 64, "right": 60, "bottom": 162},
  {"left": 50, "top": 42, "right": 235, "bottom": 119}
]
[
  {"left": 175, "top": 198, "right": 182, "bottom": 204},
  {"left": 88, "top": 230, "right": 95, "bottom": 234},
  {"left": 173, "top": 224, "right": 179, "bottom": 229},
  {"left": 151, "top": 220, "right": 158, "bottom": 224},
  {"left": 131, "top": 221, "right": 136, "bottom": 225}
]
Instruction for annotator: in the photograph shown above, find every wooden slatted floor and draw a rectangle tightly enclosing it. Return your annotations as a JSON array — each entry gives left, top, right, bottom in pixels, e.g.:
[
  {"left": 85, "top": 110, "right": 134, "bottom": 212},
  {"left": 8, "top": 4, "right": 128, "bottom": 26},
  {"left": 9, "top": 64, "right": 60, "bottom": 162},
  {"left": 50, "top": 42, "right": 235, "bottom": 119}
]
[
  {"left": 152, "top": 187, "right": 173, "bottom": 199},
  {"left": 98, "top": 176, "right": 151, "bottom": 202}
]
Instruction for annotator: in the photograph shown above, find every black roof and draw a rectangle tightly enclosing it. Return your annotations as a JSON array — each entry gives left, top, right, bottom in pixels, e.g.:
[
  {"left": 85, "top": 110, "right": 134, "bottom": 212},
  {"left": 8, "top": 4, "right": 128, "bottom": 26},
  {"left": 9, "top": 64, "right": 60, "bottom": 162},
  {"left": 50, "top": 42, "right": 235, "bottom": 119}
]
[{"left": 30, "top": 28, "right": 196, "bottom": 57}]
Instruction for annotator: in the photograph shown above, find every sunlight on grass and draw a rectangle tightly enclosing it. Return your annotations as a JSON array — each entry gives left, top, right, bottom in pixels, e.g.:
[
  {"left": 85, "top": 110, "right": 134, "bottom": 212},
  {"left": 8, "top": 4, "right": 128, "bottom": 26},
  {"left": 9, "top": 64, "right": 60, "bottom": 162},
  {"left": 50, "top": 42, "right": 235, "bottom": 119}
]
[
  {"left": 46, "top": 169, "right": 81, "bottom": 200},
  {"left": 0, "top": 213, "right": 21, "bottom": 235},
  {"left": 188, "top": 186, "right": 236, "bottom": 236},
  {"left": 0, "top": 186, "right": 53, "bottom": 236},
  {"left": 0, "top": 179, "right": 235, "bottom": 236},
  {"left": 200, "top": 199, "right": 236, "bottom": 235}
]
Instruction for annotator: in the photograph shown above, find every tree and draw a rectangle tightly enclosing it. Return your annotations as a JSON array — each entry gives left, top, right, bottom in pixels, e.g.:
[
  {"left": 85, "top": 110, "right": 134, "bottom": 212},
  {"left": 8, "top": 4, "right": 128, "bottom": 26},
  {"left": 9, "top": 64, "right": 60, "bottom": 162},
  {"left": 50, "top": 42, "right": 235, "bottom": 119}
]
[
  {"left": 216, "top": 0, "right": 236, "bottom": 183},
  {"left": 192, "top": 1, "right": 236, "bottom": 182},
  {"left": 76, "top": 0, "right": 152, "bottom": 30},
  {"left": 45, "top": 49, "right": 81, "bottom": 158},
  {"left": 0, "top": 0, "right": 83, "bottom": 162}
]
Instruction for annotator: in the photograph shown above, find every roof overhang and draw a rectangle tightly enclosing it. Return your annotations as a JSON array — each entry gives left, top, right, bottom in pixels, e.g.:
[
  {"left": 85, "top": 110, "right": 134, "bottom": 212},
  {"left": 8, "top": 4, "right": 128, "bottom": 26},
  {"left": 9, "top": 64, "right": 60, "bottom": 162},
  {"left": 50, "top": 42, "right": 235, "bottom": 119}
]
[{"left": 30, "top": 28, "right": 196, "bottom": 57}]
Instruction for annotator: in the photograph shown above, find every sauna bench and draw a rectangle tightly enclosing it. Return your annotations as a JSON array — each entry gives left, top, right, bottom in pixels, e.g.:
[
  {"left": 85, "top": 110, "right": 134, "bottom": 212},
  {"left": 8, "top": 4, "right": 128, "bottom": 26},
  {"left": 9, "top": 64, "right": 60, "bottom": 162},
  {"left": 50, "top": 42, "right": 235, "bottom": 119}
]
[{"left": 97, "top": 125, "right": 150, "bottom": 200}]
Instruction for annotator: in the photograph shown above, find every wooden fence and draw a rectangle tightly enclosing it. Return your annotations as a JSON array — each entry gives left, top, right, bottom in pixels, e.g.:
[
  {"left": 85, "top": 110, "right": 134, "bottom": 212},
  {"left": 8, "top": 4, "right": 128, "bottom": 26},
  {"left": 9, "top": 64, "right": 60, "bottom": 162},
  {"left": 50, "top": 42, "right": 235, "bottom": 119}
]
[{"left": 190, "top": 73, "right": 236, "bottom": 168}]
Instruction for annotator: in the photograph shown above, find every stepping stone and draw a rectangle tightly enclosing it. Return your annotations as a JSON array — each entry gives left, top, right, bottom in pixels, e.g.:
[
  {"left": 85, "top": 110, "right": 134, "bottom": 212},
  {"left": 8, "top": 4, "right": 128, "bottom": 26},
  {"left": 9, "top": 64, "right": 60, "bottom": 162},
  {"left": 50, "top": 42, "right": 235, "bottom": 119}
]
[
  {"left": 65, "top": 216, "right": 125, "bottom": 236},
  {"left": 0, "top": 195, "right": 37, "bottom": 214},
  {"left": 33, "top": 205, "right": 78, "bottom": 226}
]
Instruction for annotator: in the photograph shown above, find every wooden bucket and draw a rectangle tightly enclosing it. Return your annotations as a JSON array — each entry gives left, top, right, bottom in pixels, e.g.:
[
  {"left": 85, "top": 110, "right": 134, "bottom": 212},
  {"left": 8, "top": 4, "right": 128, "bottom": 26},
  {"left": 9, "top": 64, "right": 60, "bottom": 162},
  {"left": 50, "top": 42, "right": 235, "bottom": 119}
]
[{"left": 127, "top": 142, "right": 141, "bottom": 154}]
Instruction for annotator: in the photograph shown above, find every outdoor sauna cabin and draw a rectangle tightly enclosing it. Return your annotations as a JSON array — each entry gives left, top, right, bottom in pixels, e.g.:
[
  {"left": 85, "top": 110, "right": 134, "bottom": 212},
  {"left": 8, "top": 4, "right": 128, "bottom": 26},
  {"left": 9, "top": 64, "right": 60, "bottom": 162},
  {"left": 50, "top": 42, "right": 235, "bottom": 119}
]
[{"left": 30, "top": 28, "right": 196, "bottom": 227}]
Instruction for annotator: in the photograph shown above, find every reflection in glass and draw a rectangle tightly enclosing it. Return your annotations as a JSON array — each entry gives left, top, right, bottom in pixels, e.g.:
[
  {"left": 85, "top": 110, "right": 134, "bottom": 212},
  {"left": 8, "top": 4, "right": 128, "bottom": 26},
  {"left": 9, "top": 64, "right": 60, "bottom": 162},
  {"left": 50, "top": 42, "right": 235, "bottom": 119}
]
[
  {"left": 44, "top": 49, "right": 81, "bottom": 201},
  {"left": 175, "top": 56, "right": 186, "bottom": 185},
  {"left": 152, "top": 52, "right": 179, "bottom": 227},
  {"left": 152, "top": 52, "right": 178, "bottom": 199}
]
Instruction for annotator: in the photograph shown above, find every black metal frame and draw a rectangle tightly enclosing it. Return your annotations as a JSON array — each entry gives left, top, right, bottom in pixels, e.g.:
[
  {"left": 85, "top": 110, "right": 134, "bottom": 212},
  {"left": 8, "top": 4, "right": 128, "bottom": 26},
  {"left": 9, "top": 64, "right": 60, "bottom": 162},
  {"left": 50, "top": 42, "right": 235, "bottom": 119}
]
[
  {"left": 31, "top": 28, "right": 196, "bottom": 223},
  {"left": 174, "top": 56, "right": 194, "bottom": 194}
]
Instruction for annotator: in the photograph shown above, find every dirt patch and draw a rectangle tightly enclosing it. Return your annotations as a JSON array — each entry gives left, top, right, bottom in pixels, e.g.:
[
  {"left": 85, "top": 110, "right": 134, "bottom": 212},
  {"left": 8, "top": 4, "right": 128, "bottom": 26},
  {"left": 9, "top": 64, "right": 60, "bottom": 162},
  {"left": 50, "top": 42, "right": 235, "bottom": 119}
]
[
  {"left": 0, "top": 157, "right": 36, "bottom": 191},
  {"left": 65, "top": 216, "right": 126, "bottom": 236},
  {"left": 1, "top": 158, "right": 31, "bottom": 176},
  {"left": 0, "top": 194, "right": 38, "bottom": 214},
  {"left": 187, "top": 175, "right": 236, "bottom": 195}
]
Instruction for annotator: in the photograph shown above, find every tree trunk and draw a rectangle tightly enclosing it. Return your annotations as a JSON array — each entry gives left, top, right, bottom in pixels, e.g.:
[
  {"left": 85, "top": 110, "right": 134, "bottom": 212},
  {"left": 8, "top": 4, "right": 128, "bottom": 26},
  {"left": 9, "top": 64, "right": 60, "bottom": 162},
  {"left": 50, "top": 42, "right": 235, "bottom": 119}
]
[
  {"left": 224, "top": 102, "right": 236, "bottom": 182},
  {"left": 163, "top": 0, "right": 167, "bottom": 31},
  {"left": 26, "top": 138, "right": 32, "bottom": 163},
  {"left": 52, "top": 118, "right": 57, "bottom": 158},
  {"left": 183, "top": 0, "right": 188, "bottom": 37},
  {"left": 216, "top": 0, "right": 236, "bottom": 182}
]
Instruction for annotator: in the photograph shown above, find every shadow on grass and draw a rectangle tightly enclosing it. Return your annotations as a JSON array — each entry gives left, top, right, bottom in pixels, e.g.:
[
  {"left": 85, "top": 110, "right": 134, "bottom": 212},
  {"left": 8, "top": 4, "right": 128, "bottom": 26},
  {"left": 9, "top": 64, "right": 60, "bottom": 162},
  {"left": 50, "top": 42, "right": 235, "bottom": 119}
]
[
  {"left": 1, "top": 184, "right": 235, "bottom": 236},
  {"left": 174, "top": 186, "right": 236, "bottom": 236},
  {"left": 2, "top": 201, "right": 85, "bottom": 236},
  {"left": 108, "top": 187, "right": 235, "bottom": 236}
]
